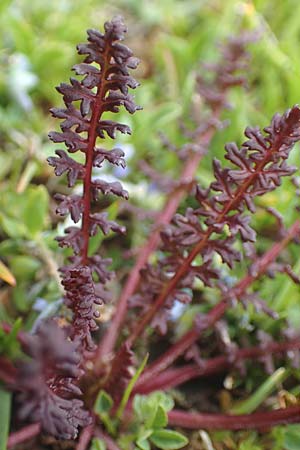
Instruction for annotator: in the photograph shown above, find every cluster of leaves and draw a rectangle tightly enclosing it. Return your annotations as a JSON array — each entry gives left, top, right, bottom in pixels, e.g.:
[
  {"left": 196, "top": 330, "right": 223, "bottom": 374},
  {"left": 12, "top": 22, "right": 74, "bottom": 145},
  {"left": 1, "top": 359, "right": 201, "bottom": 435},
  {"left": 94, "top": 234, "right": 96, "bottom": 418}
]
[
  {"left": 93, "top": 389, "right": 188, "bottom": 450},
  {"left": 131, "top": 392, "right": 188, "bottom": 450},
  {"left": 131, "top": 106, "right": 300, "bottom": 334},
  {"left": 16, "top": 320, "right": 90, "bottom": 439}
]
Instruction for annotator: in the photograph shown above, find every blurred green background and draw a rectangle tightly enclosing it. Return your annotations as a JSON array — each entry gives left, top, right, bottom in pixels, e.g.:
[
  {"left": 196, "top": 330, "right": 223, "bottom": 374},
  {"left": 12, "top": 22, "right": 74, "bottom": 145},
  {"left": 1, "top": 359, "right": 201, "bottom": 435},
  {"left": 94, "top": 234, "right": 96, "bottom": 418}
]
[{"left": 1, "top": 1, "right": 300, "bottom": 448}]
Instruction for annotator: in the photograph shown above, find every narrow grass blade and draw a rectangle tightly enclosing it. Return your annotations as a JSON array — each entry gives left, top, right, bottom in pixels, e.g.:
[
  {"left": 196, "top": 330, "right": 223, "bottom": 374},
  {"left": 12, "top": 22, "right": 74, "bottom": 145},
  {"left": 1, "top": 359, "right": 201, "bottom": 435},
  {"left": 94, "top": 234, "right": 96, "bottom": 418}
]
[
  {"left": 230, "top": 368, "right": 287, "bottom": 415},
  {"left": 116, "top": 353, "right": 149, "bottom": 420},
  {"left": 0, "top": 387, "right": 11, "bottom": 450}
]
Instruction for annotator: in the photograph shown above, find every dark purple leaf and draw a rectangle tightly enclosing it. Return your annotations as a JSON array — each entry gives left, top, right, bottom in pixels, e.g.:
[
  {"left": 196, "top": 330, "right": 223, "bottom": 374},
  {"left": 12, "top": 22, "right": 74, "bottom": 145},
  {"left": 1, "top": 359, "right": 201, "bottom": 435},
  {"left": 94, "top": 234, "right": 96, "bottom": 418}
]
[
  {"left": 55, "top": 194, "right": 83, "bottom": 223},
  {"left": 47, "top": 150, "right": 85, "bottom": 187},
  {"left": 92, "top": 179, "right": 129, "bottom": 199},
  {"left": 89, "top": 212, "right": 126, "bottom": 236},
  {"left": 56, "top": 227, "right": 83, "bottom": 255},
  {"left": 94, "top": 147, "right": 126, "bottom": 168},
  {"left": 97, "top": 120, "right": 131, "bottom": 139}
]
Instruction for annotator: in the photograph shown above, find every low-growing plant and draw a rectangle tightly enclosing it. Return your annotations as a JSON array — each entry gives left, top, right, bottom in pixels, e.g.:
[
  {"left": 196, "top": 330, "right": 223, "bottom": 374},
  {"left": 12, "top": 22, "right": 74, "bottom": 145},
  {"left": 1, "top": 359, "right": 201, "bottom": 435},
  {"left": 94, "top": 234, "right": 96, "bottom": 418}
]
[{"left": 1, "top": 15, "right": 300, "bottom": 450}]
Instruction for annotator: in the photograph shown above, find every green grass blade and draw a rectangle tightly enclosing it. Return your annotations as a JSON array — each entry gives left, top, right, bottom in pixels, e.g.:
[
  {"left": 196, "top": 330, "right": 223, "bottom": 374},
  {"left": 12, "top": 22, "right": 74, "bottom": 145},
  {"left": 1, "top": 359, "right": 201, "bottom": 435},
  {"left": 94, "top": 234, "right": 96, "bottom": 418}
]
[
  {"left": 0, "top": 387, "right": 11, "bottom": 450},
  {"left": 230, "top": 368, "right": 287, "bottom": 415},
  {"left": 116, "top": 353, "right": 149, "bottom": 421}
]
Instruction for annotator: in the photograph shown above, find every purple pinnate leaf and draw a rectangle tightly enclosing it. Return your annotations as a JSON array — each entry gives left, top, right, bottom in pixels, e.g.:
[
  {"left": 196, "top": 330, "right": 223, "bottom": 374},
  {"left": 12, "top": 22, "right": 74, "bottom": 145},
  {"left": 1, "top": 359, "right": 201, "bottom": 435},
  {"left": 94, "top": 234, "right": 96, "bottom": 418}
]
[
  {"left": 92, "top": 179, "right": 129, "bottom": 199},
  {"left": 89, "top": 212, "right": 126, "bottom": 236},
  {"left": 56, "top": 226, "right": 83, "bottom": 254},
  {"left": 55, "top": 194, "right": 83, "bottom": 223},
  {"left": 94, "top": 147, "right": 126, "bottom": 168},
  {"left": 16, "top": 321, "right": 90, "bottom": 439},
  {"left": 62, "top": 266, "right": 102, "bottom": 351},
  {"left": 97, "top": 120, "right": 131, "bottom": 139},
  {"left": 47, "top": 150, "right": 85, "bottom": 187}
]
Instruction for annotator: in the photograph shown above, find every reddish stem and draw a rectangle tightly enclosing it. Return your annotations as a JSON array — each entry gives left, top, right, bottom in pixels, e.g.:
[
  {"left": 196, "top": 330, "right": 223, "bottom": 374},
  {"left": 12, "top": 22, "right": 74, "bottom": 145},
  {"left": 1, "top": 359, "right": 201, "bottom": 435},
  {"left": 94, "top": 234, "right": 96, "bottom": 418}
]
[
  {"left": 97, "top": 118, "right": 220, "bottom": 358},
  {"left": 134, "top": 338, "right": 300, "bottom": 394},
  {"left": 168, "top": 406, "right": 300, "bottom": 430},
  {"left": 7, "top": 423, "right": 41, "bottom": 448},
  {"left": 138, "top": 220, "right": 300, "bottom": 383},
  {"left": 76, "top": 423, "right": 95, "bottom": 450},
  {"left": 94, "top": 428, "right": 121, "bottom": 450},
  {"left": 81, "top": 45, "right": 109, "bottom": 265}
]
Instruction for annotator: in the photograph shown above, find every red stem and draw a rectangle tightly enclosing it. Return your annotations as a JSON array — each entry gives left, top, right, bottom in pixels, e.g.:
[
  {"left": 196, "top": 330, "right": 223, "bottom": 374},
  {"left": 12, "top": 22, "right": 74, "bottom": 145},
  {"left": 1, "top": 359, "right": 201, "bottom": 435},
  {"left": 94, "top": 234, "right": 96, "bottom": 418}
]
[
  {"left": 76, "top": 423, "right": 95, "bottom": 450},
  {"left": 138, "top": 220, "right": 300, "bottom": 383},
  {"left": 168, "top": 406, "right": 300, "bottom": 430},
  {"left": 134, "top": 338, "right": 300, "bottom": 394},
  {"left": 94, "top": 428, "right": 121, "bottom": 450},
  {"left": 81, "top": 43, "right": 109, "bottom": 265},
  {"left": 97, "top": 117, "right": 220, "bottom": 358},
  {"left": 7, "top": 423, "right": 41, "bottom": 448}
]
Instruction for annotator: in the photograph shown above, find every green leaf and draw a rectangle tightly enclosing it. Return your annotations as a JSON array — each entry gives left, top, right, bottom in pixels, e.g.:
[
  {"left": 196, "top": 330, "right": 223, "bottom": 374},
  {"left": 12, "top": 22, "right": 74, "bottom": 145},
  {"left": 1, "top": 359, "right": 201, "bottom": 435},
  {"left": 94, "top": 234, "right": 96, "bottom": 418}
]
[
  {"left": 151, "top": 405, "right": 168, "bottom": 429},
  {"left": 283, "top": 425, "right": 300, "bottom": 450},
  {"left": 90, "top": 437, "right": 106, "bottom": 450},
  {"left": 152, "top": 392, "right": 175, "bottom": 413},
  {"left": 22, "top": 185, "right": 49, "bottom": 236},
  {"left": 0, "top": 214, "right": 27, "bottom": 238},
  {"left": 0, "top": 239, "right": 21, "bottom": 256},
  {"left": 94, "top": 390, "right": 113, "bottom": 415},
  {"left": 150, "top": 429, "right": 188, "bottom": 449},
  {"left": 0, "top": 387, "right": 11, "bottom": 450},
  {"left": 136, "top": 429, "right": 153, "bottom": 450},
  {"left": 133, "top": 392, "right": 175, "bottom": 428},
  {"left": 12, "top": 283, "right": 31, "bottom": 312},
  {"left": 136, "top": 437, "right": 151, "bottom": 450},
  {"left": 230, "top": 368, "right": 287, "bottom": 414},
  {"left": 10, "top": 255, "right": 40, "bottom": 280},
  {"left": 133, "top": 395, "right": 149, "bottom": 420},
  {"left": 93, "top": 390, "right": 116, "bottom": 436}
]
